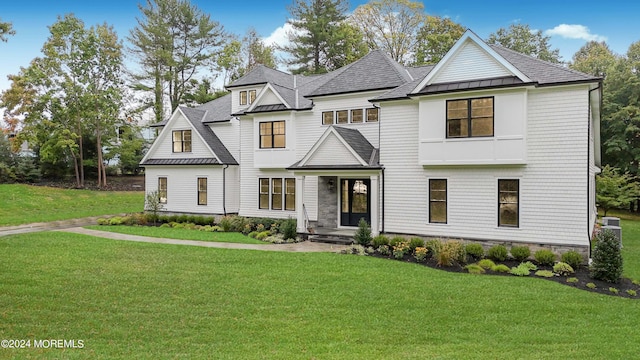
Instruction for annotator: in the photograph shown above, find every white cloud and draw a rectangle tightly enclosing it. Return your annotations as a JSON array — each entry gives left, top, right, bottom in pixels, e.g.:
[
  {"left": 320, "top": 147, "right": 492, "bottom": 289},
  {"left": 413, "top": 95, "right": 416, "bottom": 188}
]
[
  {"left": 545, "top": 24, "right": 607, "bottom": 42},
  {"left": 263, "top": 22, "right": 294, "bottom": 48}
]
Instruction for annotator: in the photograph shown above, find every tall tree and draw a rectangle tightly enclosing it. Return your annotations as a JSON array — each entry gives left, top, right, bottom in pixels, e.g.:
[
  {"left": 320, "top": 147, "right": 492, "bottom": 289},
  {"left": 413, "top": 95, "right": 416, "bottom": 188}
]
[
  {"left": 0, "top": 18, "right": 15, "bottom": 42},
  {"left": 243, "top": 27, "right": 278, "bottom": 74},
  {"left": 128, "top": 0, "right": 225, "bottom": 122},
  {"left": 487, "top": 23, "right": 561, "bottom": 63},
  {"left": 216, "top": 38, "right": 242, "bottom": 85},
  {"left": 414, "top": 15, "right": 465, "bottom": 65},
  {"left": 183, "top": 78, "right": 228, "bottom": 105},
  {"left": 570, "top": 41, "right": 617, "bottom": 78},
  {"left": 351, "top": 0, "right": 425, "bottom": 65},
  {"left": 283, "top": 0, "right": 365, "bottom": 74}
]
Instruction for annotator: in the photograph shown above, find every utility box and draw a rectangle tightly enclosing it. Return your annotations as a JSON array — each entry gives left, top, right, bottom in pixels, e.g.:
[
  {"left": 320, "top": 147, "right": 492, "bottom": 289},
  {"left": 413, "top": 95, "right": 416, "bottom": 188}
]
[{"left": 602, "top": 217, "right": 621, "bottom": 227}]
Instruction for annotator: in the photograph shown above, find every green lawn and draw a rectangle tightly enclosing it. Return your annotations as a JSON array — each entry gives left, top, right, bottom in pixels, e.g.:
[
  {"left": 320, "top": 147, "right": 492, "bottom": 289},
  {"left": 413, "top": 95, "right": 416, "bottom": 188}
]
[
  {"left": 622, "top": 219, "right": 640, "bottom": 279},
  {"left": 0, "top": 184, "right": 143, "bottom": 226},
  {"left": 1, "top": 232, "right": 639, "bottom": 359},
  {"left": 84, "top": 225, "right": 265, "bottom": 244}
]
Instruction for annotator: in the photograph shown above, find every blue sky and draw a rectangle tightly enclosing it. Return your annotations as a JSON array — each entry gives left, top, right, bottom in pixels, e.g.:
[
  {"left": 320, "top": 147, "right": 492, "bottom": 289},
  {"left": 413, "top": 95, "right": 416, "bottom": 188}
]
[{"left": 1, "top": 0, "right": 639, "bottom": 94}]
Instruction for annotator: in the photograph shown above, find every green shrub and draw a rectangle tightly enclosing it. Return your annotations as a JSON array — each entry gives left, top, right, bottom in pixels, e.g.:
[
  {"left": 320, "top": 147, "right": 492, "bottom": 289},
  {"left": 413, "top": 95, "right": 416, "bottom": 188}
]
[
  {"left": 280, "top": 218, "right": 297, "bottom": 241},
  {"left": 372, "top": 235, "right": 389, "bottom": 248},
  {"left": 566, "top": 277, "right": 578, "bottom": 283},
  {"left": 521, "top": 261, "right": 538, "bottom": 271},
  {"left": 211, "top": 226, "right": 222, "bottom": 232},
  {"left": 354, "top": 218, "right": 372, "bottom": 246},
  {"left": 586, "top": 282, "right": 597, "bottom": 289},
  {"left": 465, "top": 264, "right": 485, "bottom": 274},
  {"left": 626, "top": 289, "right": 637, "bottom": 297},
  {"left": 378, "top": 245, "right": 390, "bottom": 256},
  {"left": 109, "top": 217, "right": 123, "bottom": 226},
  {"left": 218, "top": 216, "right": 232, "bottom": 232},
  {"left": 510, "top": 246, "right": 531, "bottom": 262},
  {"left": 393, "top": 241, "right": 410, "bottom": 260},
  {"left": 365, "top": 246, "right": 376, "bottom": 255},
  {"left": 230, "top": 216, "right": 250, "bottom": 233},
  {"left": 535, "top": 270, "right": 554, "bottom": 278},
  {"left": 465, "top": 243, "right": 485, "bottom": 261},
  {"left": 176, "top": 214, "right": 189, "bottom": 223},
  {"left": 97, "top": 218, "right": 110, "bottom": 226},
  {"left": 553, "top": 262, "right": 574, "bottom": 276},
  {"left": 389, "top": 236, "right": 405, "bottom": 248},
  {"left": 248, "top": 231, "right": 258, "bottom": 239},
  {"left": 409, "top": 237, "right": 425, "bottom": 252},
  {"left": 609, "top": 287, "right": 619, "bottom": 294},
  {"left": 255, "top": 231, "right": 270, "bottom": 241},
  {"left": 183, "top": 223, "right": 197, "bottom": 230},
  {"left": 160, "top": 223, "right": 171, "bottom": 228},
  {"left": 425, "top": 239, "right": 443, "bottom": 258},
  {"left": 590, "top": 229, "right": 623, "bottom": 283},
  {"left": 437, "top": 240, "right": 465, "bottom": 267},
  {"left": 492, "top": 264, "right": 511, "bottom": 273},
  {"left": 561, "top": 251, "right": 583, "bottom": 269},
  {"left": 478, "top": 259, "right": 496, "bottom": 270},
  {"left": 534, "top": 249, "right": 556, "bottom": 266},
  {"left": 633, "top": 279, "right": 640, "bottom": 286},
  {"left": 510, "top": 263, "right": 531, "bottom": 276},
  {"left": 171, "top": 222, "right": 184, "bottom": 229},
  {"left": 414, "top": 247, "right": 428, "bottom": 262},
  {"left": 487, "top": 245, "right": 508, "bottom": 262}
]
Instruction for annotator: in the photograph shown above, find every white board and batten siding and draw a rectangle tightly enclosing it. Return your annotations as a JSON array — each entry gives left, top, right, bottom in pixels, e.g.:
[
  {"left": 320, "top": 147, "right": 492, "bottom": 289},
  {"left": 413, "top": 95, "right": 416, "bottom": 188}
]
[
  {"left": 145, "top": 166, "right": 238, "bottom": 215},
  {"left": 381, "top": 85, "right": 591, "bottom": 247},
  {"left": 238, "top": 117, "right": 318, "bottom": 221},
  {"left": 431, "top": 40, "right": 513, "bottom": 84},
  {"left": 151, "top": 112, "right": 215, "bottom": 159}
]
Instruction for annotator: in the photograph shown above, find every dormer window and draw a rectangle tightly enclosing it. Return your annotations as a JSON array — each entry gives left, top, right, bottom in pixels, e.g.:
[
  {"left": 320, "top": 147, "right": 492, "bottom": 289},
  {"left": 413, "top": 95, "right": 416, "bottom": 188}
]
[
  {"left": 249, "top": 90, "right": 256, "bottom": 104},
  {"left": 172, "top": 130, "right": 192, "bottom": 153},
  {"left": 446, "top": 97, "right": 494, "bottom": 138},
  {"left": 239, "top": 91, "right": 248, "bottom": 105}
]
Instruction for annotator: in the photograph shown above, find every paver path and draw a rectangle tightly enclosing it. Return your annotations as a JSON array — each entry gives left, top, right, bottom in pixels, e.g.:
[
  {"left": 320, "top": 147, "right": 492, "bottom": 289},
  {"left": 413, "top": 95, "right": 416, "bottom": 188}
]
[{"left": 0, "top": 218, "right": 349, "bottom": 253}]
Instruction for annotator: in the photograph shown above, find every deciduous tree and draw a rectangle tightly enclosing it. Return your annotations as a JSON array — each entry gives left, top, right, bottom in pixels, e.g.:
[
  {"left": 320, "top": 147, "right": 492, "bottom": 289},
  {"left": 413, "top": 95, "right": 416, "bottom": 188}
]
[
  {"left": 596, "top": 165, "right": 640, "bottom": 216},
  {"left": 570, "top": 41, "right": 617, "bottom": 78},
  {"left": 414, "top": 15, "right": 465, "bottom": 65},
  {"left": 487, "top": 23, "right": 561, "bottom": 63},
  {"left": 0, "top": 18, "right": 15, "bottom": 42}
]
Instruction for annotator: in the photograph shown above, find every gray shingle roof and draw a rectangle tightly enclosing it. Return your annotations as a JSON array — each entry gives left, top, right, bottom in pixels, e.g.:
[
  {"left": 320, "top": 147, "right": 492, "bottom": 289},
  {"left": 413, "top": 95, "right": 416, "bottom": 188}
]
[
  {"left": 305, "top": 50, "right": 413, "bottom": 97},
  {"left": 227, "top": 64, "right": 294, "bottom": 89},
  {"left": 178, "top": 106, "right": 238, "bottom": 165},
  {"left": 196, "top": 93, "right": 233, "bottom": 123},
  {"left": 140, "top": 158, "right": 221, "bottom": 166}
]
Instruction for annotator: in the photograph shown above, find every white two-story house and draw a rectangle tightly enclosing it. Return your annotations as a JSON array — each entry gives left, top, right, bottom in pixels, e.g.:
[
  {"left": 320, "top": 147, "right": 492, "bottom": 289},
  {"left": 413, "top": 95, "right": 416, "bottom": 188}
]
[{"left": 141, "top": 31, "right": 601, "bottom": 256}]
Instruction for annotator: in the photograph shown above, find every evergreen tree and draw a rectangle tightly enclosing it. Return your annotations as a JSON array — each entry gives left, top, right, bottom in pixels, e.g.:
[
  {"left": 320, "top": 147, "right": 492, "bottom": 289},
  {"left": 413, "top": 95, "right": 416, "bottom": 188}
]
[
  {"left": 487, "top": 23, "right": 561, "bottom": 63},
  {"left": 0, "top": 18, "right": 15, "bottom": 42}
]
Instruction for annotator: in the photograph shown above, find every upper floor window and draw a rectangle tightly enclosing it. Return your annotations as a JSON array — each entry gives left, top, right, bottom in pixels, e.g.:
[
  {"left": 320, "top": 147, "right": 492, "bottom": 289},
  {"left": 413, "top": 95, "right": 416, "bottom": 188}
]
[
  {"left": 240, "top": 91, "right": 248, "bottom": 105},
  {"left": 446, "top": 97, "right": 493, "bottom": 138},
  {"left": 172, "top": 130, "right": 192, "bottom": 153},
  {"left": 336, "top": 110, "right": 348, "bottom": 124},
  {"left": 322, "top": 111, "right": 333, "bottom": 125},
  {"left": 259, "top": 121, "right": 285, "bottom": 148},
  {"left": 322, "top": 108, "right": 379, "bottom": 125},
  {"left": 366, "top": 108, "right": 379, "bottom": 122},
  {"left": 249, "top": 90, "right": 257, "bottom": 104},
  {"left": 351, "top": 109, "right": 363, "bottom": 123},
  {"left": 498, "top": 179, "right": 519, "bottom": 227}
]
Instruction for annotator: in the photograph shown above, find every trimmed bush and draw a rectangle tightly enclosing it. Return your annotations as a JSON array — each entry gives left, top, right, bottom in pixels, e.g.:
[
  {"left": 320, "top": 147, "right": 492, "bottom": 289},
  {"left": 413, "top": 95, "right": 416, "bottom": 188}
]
[
  {"left": 492, "top": 264, "right": 511, "bottom": 273},
  {"left": 521, "top": 261, "right": 538, "bottom": 271},
  {"left": 280, "top": 218, "right": 297, "bottom": 241},
  {"left": 534, "top": 249, "right": 556, "bottom": 266},
  {"left": 248, "top": 231, "right": 258, "bottom": 239},
  {"left": 553, "top": 262, "right": 574, "bottom": 276},
  {"left": 372, "top": 235, "right": 389, "bottom": 248},
  {"left": 510, "top": 263, "right": 531, "bottom": 276},
  {"left": 561, "top": 251, "right": 583, "bottom": 270},
  {"left": 535, "top": 270, "right": 554, "bottom": 278},
  {"left": 425, "top": 239, "right": 443, "bottom": 258},
  {"left": 465, "top": 264, "right": 485, "bottom": 274},
  {"left": 590, "top": 228, "right": 623, "bottom": 283},
  {"left": 378, "top": 245, "right": 390, "bottom": 255},
  {"left": 354, "top": 218, "right": 372, "bottom": 246},
  {"left": 109, "top": 217, "right": 123, "bottom": 226},
  {"left": 255, "top": 231, "right": 270, "bottom": 241},
  {"left": 487, "top": 245, "right": 508, "bottom": 262},
  {"left": 465, "top": 243, "right": 485, "bottom": 261},
  {"left": 97, "top": 218, "right": 110, "bottom": 226},
  {"left": 409, "top": 237, "right": 425, "bottom": 252},
  {"left": 389, "top": 236, "right": 405, "bottom": 248},
  {"left": 478, "top": 259, "right": 496, "bottom": 270},
  {"left": 510, "top": 246, "right": 531, "bottom": 262}
]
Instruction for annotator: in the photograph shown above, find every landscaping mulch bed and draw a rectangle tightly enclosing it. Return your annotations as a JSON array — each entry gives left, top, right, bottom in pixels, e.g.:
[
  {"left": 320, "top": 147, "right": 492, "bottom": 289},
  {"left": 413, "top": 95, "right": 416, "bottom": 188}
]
[{"left": 359, "top": 251, "right": 640, "bottom": 300}]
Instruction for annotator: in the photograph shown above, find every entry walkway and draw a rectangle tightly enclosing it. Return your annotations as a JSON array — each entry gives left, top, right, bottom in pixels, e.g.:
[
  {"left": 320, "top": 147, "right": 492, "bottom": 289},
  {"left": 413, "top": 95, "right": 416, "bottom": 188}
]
[{"left": 0, "top": 218, "right": 349, "bottom": 253}]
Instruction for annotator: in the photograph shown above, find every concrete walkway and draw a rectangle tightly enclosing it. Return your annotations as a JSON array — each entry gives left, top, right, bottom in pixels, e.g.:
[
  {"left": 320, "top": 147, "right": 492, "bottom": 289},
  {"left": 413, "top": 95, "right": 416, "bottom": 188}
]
[{"left": 0, "top": 218, "right": 349, "bottom": 253}]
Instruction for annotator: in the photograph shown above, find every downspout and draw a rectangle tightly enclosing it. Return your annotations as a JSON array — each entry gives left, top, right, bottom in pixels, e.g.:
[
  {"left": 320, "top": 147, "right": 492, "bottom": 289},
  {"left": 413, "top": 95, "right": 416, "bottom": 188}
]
[
  {"left": 223, "top": 164, "right": 229, "bottom": 216},
  {"left": 381, "top": 167, "right": 385, "bottom": 233},
  {"left": 588, "top": 83, "right": 601, "bottom": 258}
]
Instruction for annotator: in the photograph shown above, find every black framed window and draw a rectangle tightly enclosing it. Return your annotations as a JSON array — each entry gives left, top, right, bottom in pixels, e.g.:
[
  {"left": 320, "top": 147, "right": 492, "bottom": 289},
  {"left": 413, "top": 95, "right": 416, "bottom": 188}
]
[
  {"left": 498, "top": 179, "right": 519, "bottom": 227},
  {"left": 446, "top": 97, "right": 494, "bottom": 138},
  {"left": 259, "top": 178, "right": 269, "bottom": 209},
  {"left": 239, "top": 91, "right": 247, "bottom": 105},
  {"left": 259, "top": 121, "right": 285, "bottom": 148},
  {"left": 429, "top": 179, "right": 447, "bottom": 223},
  {"left": 366, "top": 108, "right": 379, "bottom": 122},
  {"left": 158, "top": 177, "right": 167, "bottom": 204},
  {"left": 322, "top": 111, "right": 334, "bottom": 125},
  {"left": 172, "top": 130, "right": 192, "bottom": 153},
  {"left": 197, "top": 178, "right": 207, "bottom": 205},
  {"left": 285, "top": 178, "right": 296, "bottom": 211},
  {"left": 272, "top": 178, "right": 283, "bottom": 210},
  {"left": 248, "top": 90, "right": 256, "bottom": 104}
]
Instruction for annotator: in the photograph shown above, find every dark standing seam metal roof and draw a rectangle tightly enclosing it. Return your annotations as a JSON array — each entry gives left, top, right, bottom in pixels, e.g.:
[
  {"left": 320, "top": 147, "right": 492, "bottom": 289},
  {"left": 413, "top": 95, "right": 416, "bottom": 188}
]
[
  {"left": 288, "top": 126, "right": 380, "bottom": 170},
  {"left": 141, "top": 158, "right": 221, "bottom": 166}
]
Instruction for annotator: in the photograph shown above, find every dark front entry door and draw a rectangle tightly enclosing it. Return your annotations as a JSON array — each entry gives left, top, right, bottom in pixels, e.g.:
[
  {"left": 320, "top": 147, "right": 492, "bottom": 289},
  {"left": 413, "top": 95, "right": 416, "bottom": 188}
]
[{"left": 340, "top": 179, "right": 371, "bottom": 227}]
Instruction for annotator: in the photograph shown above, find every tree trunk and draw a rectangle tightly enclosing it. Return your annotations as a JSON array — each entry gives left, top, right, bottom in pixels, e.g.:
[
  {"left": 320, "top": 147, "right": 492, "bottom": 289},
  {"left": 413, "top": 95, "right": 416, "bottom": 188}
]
[
  {"left": 77, "top": 125, "right": 84, "bottom": 188},
  {"left": 71, "top": 151, "right": 80, "bottom": 188},
  {"left": 96, "top": 123, "right": 105, "bottom": 188},
  {"left": 154, "top": 64, "right": 163, "bottom": 124}
]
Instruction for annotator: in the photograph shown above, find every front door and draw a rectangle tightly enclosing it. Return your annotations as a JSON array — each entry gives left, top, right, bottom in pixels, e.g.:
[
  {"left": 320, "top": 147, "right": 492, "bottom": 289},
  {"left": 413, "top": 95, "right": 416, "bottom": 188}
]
[{"left": 340, "top": 179, "right": 371, "bottom": 227}]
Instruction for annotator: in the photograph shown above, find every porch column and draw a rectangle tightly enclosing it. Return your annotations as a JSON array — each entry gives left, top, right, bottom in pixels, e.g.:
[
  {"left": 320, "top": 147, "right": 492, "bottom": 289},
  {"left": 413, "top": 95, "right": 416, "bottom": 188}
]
[
  {"left": 296, "top": 175, "right": 306, "bottom": 233},
  {"left": 370, "top": 174, "right": 379, "bottom": 236}
]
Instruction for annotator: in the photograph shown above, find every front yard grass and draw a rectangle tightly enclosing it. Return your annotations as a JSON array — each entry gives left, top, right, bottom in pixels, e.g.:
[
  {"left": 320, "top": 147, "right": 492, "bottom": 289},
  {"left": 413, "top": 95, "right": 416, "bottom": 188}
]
[
  {"left": 0, "top": 184, "right": 143, "bottom": 226},
  {"left": 1, "top": 231, "right": 640, "bottom": 359},
  {"left": 84, "top": 225, "right": 265, "bottom": 244}
]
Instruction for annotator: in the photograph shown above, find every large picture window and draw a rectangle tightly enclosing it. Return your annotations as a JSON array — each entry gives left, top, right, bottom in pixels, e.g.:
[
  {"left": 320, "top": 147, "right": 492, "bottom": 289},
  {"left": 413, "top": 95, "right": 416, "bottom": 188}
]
[
  {"left": 172, "top": 130, "right": 192, "bottom": 153},
  {"left": 158, "top": 177, "right": 167, "bottom": 204},
  {"left": 429, "top": 179, "right": 447, "bottom": 223},
  {"left": 197, "top": 178, "right": 207, "bottom": 205},
  {"left": 446, "top": 97, "right": 494, "bottom": 138},
  {"left": 258, "top": 177, "right": 295, "bottom": 211},
  {"left": 259, "top": 121, "right": 285, "bottom": 148},
  {"left": 498, "top": 179, "right": 519, "bottom": 227}
]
